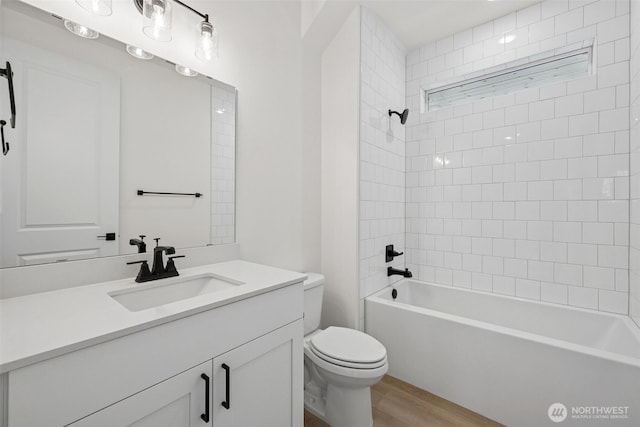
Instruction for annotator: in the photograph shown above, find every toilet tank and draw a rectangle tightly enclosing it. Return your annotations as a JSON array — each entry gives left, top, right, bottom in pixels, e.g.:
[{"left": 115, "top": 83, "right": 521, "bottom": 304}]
[{"left": 303, "top": 273, "right": 325, "bottom": 335}]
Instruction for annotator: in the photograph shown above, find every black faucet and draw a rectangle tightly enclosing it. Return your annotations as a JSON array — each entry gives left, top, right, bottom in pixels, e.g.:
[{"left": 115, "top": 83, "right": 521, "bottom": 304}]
[
  {"left": 387, "top": 266, "right": 412, "bottom": 278},
  {"left": 151, "top": 238, "right": 175, "bottom": 275},
  {"left": 126, "top": 238, "right": 185, "bottom": 283},
  {"left": 129, "top": 235, "right": 147, "bottom": 253}
]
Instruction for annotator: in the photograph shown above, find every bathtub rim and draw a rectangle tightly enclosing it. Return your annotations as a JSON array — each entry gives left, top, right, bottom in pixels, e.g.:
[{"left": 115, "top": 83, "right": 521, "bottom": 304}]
[{"left": 366, "top": 279, "right": 640, "bottom": 369}]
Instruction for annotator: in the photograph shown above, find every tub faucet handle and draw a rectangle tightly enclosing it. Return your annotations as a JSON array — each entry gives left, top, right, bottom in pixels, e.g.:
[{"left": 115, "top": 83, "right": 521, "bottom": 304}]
[{"left": 386, "top": 244, "right": 404, "bottom": 262}]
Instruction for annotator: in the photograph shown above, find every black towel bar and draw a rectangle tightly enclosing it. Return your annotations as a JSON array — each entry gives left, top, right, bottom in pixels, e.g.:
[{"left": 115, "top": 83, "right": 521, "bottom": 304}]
[{"left": 137, "top": 190, "right": 203, "bottom": 198}]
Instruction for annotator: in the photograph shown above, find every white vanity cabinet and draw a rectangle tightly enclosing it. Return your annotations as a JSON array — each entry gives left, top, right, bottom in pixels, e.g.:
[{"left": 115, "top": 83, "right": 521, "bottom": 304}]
[
  {"left": 5, "top": 283, "right": 303, "bottom": 427},
  {"left": 212, "top": 322, "right": 299, "bottom": 427},
  {"left": 69, "top": 361, "right": 213, "bottom": 427}
]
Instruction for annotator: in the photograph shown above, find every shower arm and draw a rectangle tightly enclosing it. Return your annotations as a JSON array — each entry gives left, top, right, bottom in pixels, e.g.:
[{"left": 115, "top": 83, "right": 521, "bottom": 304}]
[{"left": 388, "top": 110, "right": 402, "bottom": 120}]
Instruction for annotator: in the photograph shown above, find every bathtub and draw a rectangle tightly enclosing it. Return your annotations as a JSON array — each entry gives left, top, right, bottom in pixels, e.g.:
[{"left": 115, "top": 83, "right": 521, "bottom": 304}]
[{"left": 365, "top": 280, "right": 640, "bottom": 427}]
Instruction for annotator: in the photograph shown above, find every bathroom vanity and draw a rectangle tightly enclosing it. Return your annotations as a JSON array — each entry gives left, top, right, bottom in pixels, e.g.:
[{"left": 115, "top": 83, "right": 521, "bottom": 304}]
[{"left": 0, "top": 260, "right": 305, "bottom": 427}]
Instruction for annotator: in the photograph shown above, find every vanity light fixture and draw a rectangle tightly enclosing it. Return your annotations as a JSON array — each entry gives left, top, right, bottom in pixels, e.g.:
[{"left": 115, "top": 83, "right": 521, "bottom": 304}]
[
  {"left": 75, "top": 0, "right": 112, "bottom": 16},
  {"left": 70, "top": 0, "right": 219, "bottom": 62},
  {"left": 63, "top": 19, "right": 100, "bottom": 39},
  {"left": 142, "top": 0, "right": 172, "bottom": 41},
  {"left": 134, "top": 0, "right": 218, "bottom": 61},
  {"left": 195, "top": 21, "right": 217, "bottom": 61},
  {"left": 175, "top": 64, "right": 198, "bottom": 77},
  {"left": 126, "top": 44, "right": 154, "bottom": 60}
]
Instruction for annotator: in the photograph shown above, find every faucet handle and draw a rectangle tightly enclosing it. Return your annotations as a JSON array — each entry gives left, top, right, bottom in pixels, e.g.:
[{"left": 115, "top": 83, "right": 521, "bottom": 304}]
[
  {"left": 166, "top": 255, "right": 185, "bottom": 275},
  {"left": 127, "top": 260, "right": 152, "bottom": 283},
  {"left": 385, "top": 244, "right": 404, "bottom": 262},
  {"left": 154, "top": 237, "right": 160, "bottom": 247}
]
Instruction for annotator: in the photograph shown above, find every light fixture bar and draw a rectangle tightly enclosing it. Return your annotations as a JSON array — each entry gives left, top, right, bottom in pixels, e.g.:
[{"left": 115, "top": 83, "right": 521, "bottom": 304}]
[
  {"left": 173, "top": 0, "right": 208, "bottom": 22},
  {"left": 134, "top": 0, "right": 208, "bottom": 22}
]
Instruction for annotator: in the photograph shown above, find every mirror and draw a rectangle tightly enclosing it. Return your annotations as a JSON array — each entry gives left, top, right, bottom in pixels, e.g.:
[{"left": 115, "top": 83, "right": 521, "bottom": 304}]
[{"left": 0, "top": 0, "right": 236, "bottom": 268}]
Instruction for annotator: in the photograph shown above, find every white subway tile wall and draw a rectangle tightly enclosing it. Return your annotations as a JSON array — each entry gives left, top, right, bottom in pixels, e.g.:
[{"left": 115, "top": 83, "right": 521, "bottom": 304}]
[
  {"left": 405, "top": 0, "right": 630, "bottom": 314},
  {"left": 210, "top": 86, "right": 236, "bottom": 245},
  {"left": 630, "top": 0, "right": 640, "bottom": 326},
  {"left": 359, "top": 8, "right": 407, "bottom": 328}
]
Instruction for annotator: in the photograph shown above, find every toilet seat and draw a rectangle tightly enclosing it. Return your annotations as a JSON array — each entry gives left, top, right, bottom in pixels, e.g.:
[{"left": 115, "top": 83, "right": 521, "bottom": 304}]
[
  {"left": 308, "top": 327, "right": 387, "bottom": 370},
  {"left": 309, "top": 345, "right": 387, "bottom": 369}
]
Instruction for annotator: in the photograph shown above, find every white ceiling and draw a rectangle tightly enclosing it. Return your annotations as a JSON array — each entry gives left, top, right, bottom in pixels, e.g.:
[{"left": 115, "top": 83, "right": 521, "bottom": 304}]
[{"left": 358, "top": 0, "right": 539, "bottom": 50}]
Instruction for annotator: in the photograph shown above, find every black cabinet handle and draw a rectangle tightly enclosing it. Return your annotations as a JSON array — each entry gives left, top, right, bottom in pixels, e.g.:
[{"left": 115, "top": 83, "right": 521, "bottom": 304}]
[
  {"left": 1, "top": 120, "right": 9, "bottom": 156},
  {"left": 221, "top": 363, "right": 230, "bottom": 410},
  {"left": 200, "top": 373, "right": 210, "bottom": 423},
  {"left": 0, "top": 61, "right": 16, "bottom": 129}
]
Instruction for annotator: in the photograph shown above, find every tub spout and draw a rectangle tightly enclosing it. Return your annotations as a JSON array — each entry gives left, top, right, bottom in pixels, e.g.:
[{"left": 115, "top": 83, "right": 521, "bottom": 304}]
[{"left": 387, "top": 266, "right": 412, "bottom": 278}]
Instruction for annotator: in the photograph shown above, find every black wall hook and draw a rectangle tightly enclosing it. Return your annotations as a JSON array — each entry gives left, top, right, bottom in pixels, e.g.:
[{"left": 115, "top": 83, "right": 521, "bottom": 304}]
[{"left": 0, "top": 120, "right": 9, "bottom": 156}]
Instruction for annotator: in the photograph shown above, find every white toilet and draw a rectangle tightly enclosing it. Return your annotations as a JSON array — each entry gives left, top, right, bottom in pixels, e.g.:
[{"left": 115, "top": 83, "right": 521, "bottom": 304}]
[{"left": 303, "top": 273, "right": 388, "bottom": 427}]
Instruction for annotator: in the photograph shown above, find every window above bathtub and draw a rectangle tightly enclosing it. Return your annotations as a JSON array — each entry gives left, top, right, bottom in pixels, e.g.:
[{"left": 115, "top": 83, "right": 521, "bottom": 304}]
[{"left": 425, "top": 45, "right": 593, "bottom": 112}]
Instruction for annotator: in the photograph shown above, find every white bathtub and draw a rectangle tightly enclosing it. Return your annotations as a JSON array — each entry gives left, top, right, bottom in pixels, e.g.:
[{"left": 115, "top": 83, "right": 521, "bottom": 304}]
[{"left": 365, "top": 280, "right": 640, "bottom": 427}]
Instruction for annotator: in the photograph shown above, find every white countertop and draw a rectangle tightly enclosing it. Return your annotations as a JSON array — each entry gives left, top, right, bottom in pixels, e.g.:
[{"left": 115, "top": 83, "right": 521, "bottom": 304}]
[{"left": 0, "top": 260, "right": 306, "bottom": 374}]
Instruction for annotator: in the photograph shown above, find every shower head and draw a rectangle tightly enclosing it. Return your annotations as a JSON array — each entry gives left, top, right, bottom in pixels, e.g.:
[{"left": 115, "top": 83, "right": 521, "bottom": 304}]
[{"left": 388, "top": 108, "right": 409, "bottom": 125}]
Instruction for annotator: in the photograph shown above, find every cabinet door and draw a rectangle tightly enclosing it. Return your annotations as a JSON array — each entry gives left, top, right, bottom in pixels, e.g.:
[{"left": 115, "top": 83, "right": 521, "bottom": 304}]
[
  {"left": 212, "top": 320, "right": 303, "bottom": 427},
  {"left": 69, "top": 362, "right": 212, "bottom": 427}
]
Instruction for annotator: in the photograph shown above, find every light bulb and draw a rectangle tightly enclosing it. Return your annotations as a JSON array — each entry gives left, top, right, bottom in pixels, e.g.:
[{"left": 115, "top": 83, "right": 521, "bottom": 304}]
[
  {"left": 175, "top": 64, "right": 198, "bottom": 77},
  {"left": 195, "top": 21, "right": 218, "bottom": 61},
  {"left": 143, "top": 0, "right": 172, "bottom": 42},
  {"left": 126, "top": 45, "right": 154, "bottom": 60},
  {"left": 63, "top": 19, "right": 99, "bottom": 39}
]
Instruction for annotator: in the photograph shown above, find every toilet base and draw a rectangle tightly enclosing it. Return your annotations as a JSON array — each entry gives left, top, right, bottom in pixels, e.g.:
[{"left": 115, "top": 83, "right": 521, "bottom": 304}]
[
  {"left": 304, "top": 389, "right": 327, "bottom": 421},
  {"left": 325, "top": 384, "right": 373, "bottom": 427},
  {"left": 304, "top": 384, "right": 374, "bottom": 427}
]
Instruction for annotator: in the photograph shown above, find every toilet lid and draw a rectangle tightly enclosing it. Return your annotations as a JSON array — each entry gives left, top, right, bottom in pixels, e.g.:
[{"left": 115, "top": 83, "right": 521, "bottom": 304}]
[{"left": 310, "top": 327, "right": 386, "bottom": 365}]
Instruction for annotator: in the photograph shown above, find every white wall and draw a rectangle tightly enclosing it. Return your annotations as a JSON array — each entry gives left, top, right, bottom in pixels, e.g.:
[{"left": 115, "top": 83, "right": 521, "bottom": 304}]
[
  {"left": 302, "top": 0, "right": 361, "bottom": 278},
  {"left": 301, "top": 0, "right": 326, "bottom": 38},
  {"left": 301, "top": 47, "right": 321, "bottom": 274},
  {"left": 205, "top": 1, "right": 309, "bottom": 271},
  {"left": 405, "top": 0, "right": 631, "bottom": 314},
  {"left": 320, "top": 7, "right": 360, "bottom": 329},
  {"left": 358, "top": 8, "right": 407, "bottom": 328},
  {"left": 630, "top": 0, "right": 640, "bottom": 327}
]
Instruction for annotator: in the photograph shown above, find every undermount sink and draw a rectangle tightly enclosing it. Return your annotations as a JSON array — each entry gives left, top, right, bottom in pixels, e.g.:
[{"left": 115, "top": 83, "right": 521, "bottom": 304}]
[{"left": 109, "top": 273, "right": 244, "bottom": 312}]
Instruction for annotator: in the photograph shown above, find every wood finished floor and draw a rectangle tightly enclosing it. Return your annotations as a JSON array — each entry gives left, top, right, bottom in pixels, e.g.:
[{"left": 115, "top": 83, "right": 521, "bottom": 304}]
[{"left": 304, "top": 375, "right": 503, "bottom": 427}]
